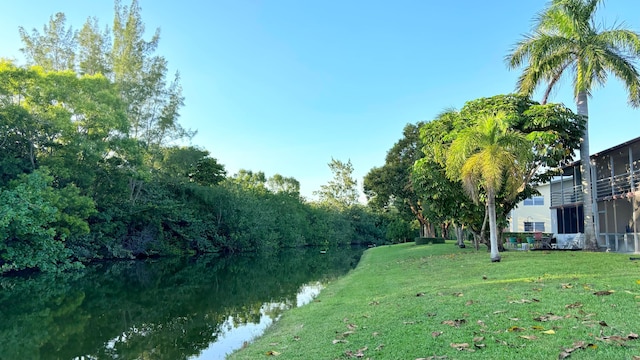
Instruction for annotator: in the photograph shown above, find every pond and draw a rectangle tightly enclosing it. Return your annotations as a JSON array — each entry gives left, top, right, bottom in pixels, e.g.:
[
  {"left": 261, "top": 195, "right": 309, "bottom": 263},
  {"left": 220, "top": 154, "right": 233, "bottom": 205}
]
[{"left": 0, "top": 246, "right": 366, "bottom": 359}]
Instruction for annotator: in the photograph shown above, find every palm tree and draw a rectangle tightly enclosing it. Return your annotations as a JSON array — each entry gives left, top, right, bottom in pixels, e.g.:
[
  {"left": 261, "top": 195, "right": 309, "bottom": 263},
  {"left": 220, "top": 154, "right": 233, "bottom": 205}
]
[
  {"left": 506, "top": 0, "right": 640, "bottom": 250},
  {"left": 446, "top": 112, "right": 532, "bottom": 262}
]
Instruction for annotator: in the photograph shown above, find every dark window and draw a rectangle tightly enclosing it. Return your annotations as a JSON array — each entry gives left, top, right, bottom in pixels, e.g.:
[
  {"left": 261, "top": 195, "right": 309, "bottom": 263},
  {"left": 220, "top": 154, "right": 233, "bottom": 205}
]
[{"left": 524, "top": 221, "right": 545, "bottom": 232}]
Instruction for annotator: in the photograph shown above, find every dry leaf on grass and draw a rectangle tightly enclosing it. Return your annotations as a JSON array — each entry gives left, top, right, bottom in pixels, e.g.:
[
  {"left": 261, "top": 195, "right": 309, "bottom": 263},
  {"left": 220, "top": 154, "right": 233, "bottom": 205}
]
[
  {"left": 534, "top": 313, "right": 564, "bottom": 322},
  {"left": 333, "top": 339, "right": 347, "bottom": 344},
  {"left": 432, "top": 331, "right": 443, "bottom": 337},
  {"left": 442, "top": 319, "right": 466, "bottom": 327},
  {"left": 594, "top": 290, "right": 614, "bottom": 296},
  {"left": 520, "top": 335, "right": 538, "bottom": 340},
  {"left": 416, "top": 356, "right": 447, "bottom": 360},
  {"left": 565, "top": 302, "right": 583, "bottom": 309},
  {"left": 450, "top": 342, "right": 470, "bottom": 350},
  {"left": 558, "top": 341, "right": 597, "bottom": 359},
  {"left": 266, "top": 350, "right": 281, "bottom": 356}
]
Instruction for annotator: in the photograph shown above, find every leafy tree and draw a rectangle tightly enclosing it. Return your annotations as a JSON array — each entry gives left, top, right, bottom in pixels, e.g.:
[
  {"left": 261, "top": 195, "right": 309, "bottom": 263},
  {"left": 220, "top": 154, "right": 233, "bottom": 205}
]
[
  {"left": 506, "top": 0, "right": 640, "bottom": 249},
  {"left": 416, "top": 95, "right": 584, "bottom": 252},
  {"left": 267, "top": 174, "right": 300, "bottom": 197},
  {"left": 191, "top": 157, "right": 227, "bottom": 186},
  {"left": 0, "top": 169, "right": 92, "bottom": 273},
  {"left": 19, "top": 12, "right": 77, "bottom": 71},
  {"left": 314, "top": 158, "right": 359, "bottom": 209},
  {"left": 363, "top": 123, "right": 435, "bottom": 237},
  {"left": 77, "top": 16, "right": 112, "bottom": 76},
  {"left": 445, "top": 112, "right": 533, "bottom": 262}
]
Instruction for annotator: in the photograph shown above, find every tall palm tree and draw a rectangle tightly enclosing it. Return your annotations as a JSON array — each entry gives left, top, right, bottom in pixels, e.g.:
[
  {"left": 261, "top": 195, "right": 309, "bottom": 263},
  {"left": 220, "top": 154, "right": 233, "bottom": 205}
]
[
  {"left": 506, "top": 0, "right": 640, "bottom": 250},
  {"left": 446, "top": 113, "right": 532, "bottom": 262}
]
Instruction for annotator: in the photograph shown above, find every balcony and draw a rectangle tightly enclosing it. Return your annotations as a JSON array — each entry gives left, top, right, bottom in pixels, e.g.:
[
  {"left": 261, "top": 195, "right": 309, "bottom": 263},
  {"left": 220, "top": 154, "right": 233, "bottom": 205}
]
[
  {"left": 595, "top": 169, "right": 640, "bottom": 199},
  {"left": 550, "top": 184, "right": 583, "bottom": 207}
]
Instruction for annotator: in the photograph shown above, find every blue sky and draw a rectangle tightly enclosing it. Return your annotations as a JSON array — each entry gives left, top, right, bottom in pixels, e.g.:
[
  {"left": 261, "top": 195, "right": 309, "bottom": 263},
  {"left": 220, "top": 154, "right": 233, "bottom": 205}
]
[{"left": 1, "top": 1, "right": 639, "bottom": 200}]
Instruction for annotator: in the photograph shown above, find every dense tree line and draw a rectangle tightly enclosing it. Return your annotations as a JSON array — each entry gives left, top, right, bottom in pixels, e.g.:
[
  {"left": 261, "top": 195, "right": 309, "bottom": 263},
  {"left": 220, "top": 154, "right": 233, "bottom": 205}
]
[{"left": 0, "top": 1, "right": 400, "bottom": 274}]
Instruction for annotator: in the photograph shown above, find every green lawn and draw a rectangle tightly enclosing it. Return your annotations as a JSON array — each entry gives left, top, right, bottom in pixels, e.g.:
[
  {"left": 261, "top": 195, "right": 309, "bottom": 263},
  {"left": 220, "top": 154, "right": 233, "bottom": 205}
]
[{"left": 228, "top": 242, "right": 640, "bottom": 359}]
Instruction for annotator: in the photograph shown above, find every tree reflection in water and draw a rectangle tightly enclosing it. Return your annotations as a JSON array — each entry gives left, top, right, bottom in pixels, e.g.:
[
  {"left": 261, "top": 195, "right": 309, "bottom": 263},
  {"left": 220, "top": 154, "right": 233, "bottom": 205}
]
[{"left": 0, "top": 247, "right": 364, "bottom": 360}]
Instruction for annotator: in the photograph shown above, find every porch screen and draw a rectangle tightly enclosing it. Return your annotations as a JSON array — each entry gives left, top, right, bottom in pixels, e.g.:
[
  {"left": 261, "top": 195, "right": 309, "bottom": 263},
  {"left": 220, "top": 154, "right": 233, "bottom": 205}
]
[{"left": 556, "top": 205, "right": 584, "bottom": 234}]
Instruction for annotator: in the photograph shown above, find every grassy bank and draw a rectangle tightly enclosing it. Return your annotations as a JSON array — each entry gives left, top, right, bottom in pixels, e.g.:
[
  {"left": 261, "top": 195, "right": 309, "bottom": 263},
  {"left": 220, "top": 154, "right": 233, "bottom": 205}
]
[{"left": 228, "top": 242, "right": 640, "bottom": 359}]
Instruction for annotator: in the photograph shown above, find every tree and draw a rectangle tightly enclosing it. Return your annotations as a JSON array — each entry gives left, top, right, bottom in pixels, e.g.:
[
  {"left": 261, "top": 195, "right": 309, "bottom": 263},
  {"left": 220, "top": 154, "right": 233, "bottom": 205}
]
[
  {"left": 267, "top": 174, "right": 300, "bottom": 197},
  {"left": 506, "top": 0, "right": 640, "bottom": 250},
  {"left": 363, "top": 123, "right": 436, "bottom": 236},
  {"left": 314, "top": 158, "right": 359, "bottom": 208},
  {"left": 445, "top": 112, "right": 533, "bottom": 262},
  {"left": 19, "top": 12, "right": 77, "bottom": 72},
  {"left": 77, "top": 17, "right": 112, "bottom": 76},
  {"left": 414, "top": 95, "right": 584, "bottom": 248}
]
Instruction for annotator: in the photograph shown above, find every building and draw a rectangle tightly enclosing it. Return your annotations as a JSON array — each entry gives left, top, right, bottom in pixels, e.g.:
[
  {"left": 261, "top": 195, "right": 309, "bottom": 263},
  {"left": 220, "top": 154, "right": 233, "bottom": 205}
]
[
  {"left": 549, "top": 136, "right": 640, "bottom": 252},
  {"left": 508, "top": 136, "right": 640, "bottom": 252},
  {"left": 509, "top": 182, "right": 552, "bottom": 234}
]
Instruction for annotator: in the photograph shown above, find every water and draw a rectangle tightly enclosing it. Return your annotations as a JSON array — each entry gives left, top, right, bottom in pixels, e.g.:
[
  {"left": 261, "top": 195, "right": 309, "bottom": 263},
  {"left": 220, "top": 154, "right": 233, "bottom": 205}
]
[{"left": 0, "top": 246, "right": 365, "bottom": 360}]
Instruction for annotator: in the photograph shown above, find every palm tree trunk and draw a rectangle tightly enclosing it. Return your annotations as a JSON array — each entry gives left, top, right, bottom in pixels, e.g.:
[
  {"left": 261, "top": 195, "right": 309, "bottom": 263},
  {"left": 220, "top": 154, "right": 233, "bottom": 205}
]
[
  {"left": 487, "top": 188, "right": 501, "bottom": 262},
  {"left": 577, "top": 90, "right": 597, "bottom": 250}
]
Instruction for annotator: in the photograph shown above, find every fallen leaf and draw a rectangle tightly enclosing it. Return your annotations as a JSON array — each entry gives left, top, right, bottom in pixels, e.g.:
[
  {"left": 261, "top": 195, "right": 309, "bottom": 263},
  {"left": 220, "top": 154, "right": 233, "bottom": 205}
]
[
  {"left": 561, "top": 283, "right": 573, "bottom": 289},
  {"left": 404, "top": 321, "right": 416, "bottom": 325},
  {"left": 417, "top": 292, "right": 425, "bottom": 297},
  {"left": 531, "top": 325, "right": 545, "bottom": 330},
  {"left": 465, "top": 300, "right": 474, "bottom": 306},
  {"left": 442, "top": 319, "right": 466, "bottom": 327},
  {"left": 473, "top": 336, "right": 485, "bottom": 342},
  {"left": 369, "top": 301, "right": 380, "bottom": 306},
  {"left": 375, "top": 344, "right": 384, "bottom": 351},
  {"left": 333, "top": 339, "right": 347, "bottom": 344},
  {"left": 542, "top": 329, "right": 556, "bottom": 335},
  {"left": 450, "top": 342, "right": 470, "bottom": 350},
  {"left": 415, "top": 356, "right": 448, "bottom": 360},
  {"left": 347, "top": 323, "right": 358, "bottom": 330},
  {"left": 566, "top": 302, "right": 583, "bottom": 309},
  {"left": 266, "top": 350, "right": 281, "bottom": 356},
  {"left": 508, "top": 317, "right": 520, "bottom": 321},
  {"left": 594, "top": 290, "right": 614, "bottom": 296},
  {"left": 474, "top": 343, "right": 486, "bottom": 349},
  {"left": 509, "top": 299, "right": 532, "bottom": 304},
  {"left": 493, "top": 310, "right": 506, "bottom": 314},
  {"left": 453, "top": 292, "right": 464, "bottom": 297},
  {"left": 293, "top": 336, "right": 300, "bottom": 341},
  {"left": 507, "top": 326, "right": 526, "bottom": 332},
  {"left": 432, "top": 331, "right": 443, "bottom": 337},
  {"left": 482, "top": 275, "right": 488, "bottom": 280},
  {"left": 599, "top": 321, "right": 608, "bottom": 327},
  {"left": 520, "top": 335, "right": 538, "bottom": 340},
  {"left": 372, "top": 332, "right": 380, "bottom": 337},
  {"left": 534, "top": 313, "right": 564, "bottom": 322}
]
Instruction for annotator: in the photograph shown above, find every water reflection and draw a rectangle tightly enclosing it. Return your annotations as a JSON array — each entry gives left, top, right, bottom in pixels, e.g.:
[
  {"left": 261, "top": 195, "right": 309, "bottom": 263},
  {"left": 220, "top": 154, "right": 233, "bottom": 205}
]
[
  {"left": 0, "top": 247, "right": 363, "bottom": 360},
  {"left": 197, "top": 282, "right": 322, "bottom": 359}
]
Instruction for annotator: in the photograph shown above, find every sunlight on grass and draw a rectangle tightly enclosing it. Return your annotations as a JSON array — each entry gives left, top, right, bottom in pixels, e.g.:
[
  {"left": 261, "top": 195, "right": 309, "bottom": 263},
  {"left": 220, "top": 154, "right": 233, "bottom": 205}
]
[{"left": 228, "top": 241, "right": 640, "bottom": 359}]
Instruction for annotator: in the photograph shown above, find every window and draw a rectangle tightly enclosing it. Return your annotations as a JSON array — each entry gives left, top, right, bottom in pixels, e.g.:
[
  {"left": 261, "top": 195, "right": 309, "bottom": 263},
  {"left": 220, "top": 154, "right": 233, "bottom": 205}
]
[
  {"left": 524, "top": 221, "right": 545, "bottom": 232},
  {"left": 523, "top": 196, "right": 544, "bottom": 206}
]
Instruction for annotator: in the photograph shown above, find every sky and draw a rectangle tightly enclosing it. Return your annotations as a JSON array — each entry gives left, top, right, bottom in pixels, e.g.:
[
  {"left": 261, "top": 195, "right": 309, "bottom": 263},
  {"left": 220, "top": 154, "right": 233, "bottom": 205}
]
[{"left": 1, "top": 1, "right": 639, "bottom": 201}]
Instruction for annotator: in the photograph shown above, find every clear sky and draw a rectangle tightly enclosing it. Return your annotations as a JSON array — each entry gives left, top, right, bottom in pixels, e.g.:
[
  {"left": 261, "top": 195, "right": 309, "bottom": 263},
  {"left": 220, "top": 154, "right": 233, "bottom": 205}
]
[{"left": 1, "top": 1, "right": 639, "bottom": 200}]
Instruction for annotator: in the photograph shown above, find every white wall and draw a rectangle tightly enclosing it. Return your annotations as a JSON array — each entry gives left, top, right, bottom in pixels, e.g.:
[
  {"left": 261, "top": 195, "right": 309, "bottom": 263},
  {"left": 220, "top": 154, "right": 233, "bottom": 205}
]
[{"left": 509, "top": 183, "right": 552, "bottom": 233}]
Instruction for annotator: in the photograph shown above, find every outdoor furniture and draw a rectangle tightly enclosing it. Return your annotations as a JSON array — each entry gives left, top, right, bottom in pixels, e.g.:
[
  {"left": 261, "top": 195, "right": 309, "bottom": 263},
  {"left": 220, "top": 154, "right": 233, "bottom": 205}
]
[
  {"left": 534, "top": 232, "right": 543, "bottom": 249},
  {"left": 507, "top": 237, "right": 518, "bottom": 249}
]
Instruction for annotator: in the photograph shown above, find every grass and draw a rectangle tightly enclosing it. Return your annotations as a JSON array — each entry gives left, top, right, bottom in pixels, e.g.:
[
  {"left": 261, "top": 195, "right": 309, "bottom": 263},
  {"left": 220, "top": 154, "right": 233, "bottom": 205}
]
[{"left": 228, "top": 241, "right": 640, "bottom": 359}]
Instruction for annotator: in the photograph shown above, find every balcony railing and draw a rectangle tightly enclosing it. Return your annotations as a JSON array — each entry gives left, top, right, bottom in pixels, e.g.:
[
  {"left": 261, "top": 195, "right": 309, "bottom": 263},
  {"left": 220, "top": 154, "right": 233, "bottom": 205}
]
[
  {"left": 595, "top": 169, "right": 640, "bottom": 199},
  {"left": 550, "top": 185, "right": 583, "bottom": 207}
]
